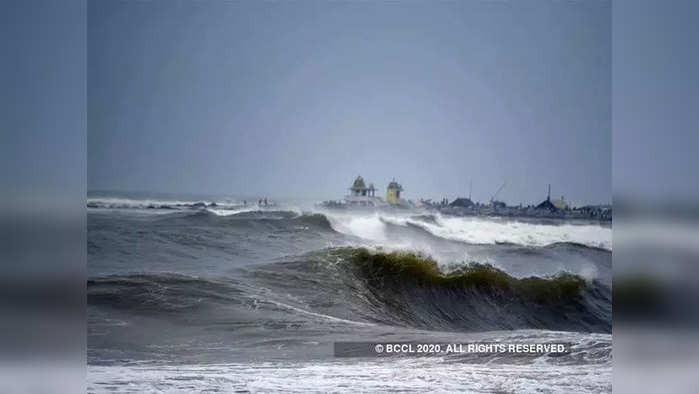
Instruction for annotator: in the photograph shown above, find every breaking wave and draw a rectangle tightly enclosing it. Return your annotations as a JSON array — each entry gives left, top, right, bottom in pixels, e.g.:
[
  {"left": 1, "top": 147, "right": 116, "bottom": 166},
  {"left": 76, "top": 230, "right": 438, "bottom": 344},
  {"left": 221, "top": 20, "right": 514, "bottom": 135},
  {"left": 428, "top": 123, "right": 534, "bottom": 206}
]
[
  {"left": 89, "top": 248, "right": 610, "bottom": 333},
  {"left": 331, "top": 247, "right": 610, "bottom": 332},
  {"left": 322, "top": 211, "right": 612, "bottom": 250}
]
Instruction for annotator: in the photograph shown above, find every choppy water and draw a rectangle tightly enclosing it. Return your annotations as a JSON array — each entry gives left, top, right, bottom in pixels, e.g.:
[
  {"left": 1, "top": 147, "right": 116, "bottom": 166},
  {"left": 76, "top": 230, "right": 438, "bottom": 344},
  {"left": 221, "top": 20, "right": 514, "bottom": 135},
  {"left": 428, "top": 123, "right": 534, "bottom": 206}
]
[{"left": 87, "top": 193, "right": 612, "bottom": 392}]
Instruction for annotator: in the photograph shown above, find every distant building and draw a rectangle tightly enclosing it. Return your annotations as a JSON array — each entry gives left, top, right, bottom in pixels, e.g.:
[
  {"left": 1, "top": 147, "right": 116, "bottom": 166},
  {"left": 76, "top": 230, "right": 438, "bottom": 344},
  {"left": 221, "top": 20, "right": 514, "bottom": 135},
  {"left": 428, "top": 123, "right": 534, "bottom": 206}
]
[
  {"left": 320, "top": 175, "right": 412, "bottom": 208},
  {"left": 536, "top": 184, "right": 558, "bottom": 211},
  {"left": 551, "top": 196, "right": 569, "bottom": 210},
  {"left": 491, "top": 200, "right": 506, "bottom": 209},
  {"left": 535, "top": 199, "right": 556, "bottom": 211},
  {"left": 449, "top": 197, "right": 474, "bottom": 208},
  {"left": 386, "top": 178, "right": 403, "bottom": 205},
  {"left": 577, "top": 204, "right": 612, "bottom": 220},
  {"left": 349, "top": 176, "right": 376, "bottom": 197},
  {"left": 344, "top": 175, "right": 382, "bottom": 207}
]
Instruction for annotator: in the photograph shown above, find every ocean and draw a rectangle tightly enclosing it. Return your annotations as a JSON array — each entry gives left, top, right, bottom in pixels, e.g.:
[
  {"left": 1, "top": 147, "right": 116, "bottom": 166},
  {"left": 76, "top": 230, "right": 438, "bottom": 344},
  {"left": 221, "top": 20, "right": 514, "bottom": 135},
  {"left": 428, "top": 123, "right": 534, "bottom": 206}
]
[{"left": 87, "top": 192, "right": 612, "bottom": 393}]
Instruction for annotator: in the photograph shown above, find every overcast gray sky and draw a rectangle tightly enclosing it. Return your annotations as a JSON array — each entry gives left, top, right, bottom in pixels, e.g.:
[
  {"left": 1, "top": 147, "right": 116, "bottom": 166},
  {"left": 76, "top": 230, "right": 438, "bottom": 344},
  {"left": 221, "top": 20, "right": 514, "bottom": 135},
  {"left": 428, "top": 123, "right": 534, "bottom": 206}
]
[
  {"left": 88, "top": 0, "right": 611, "bottom": 205},
  {"left": 613, "top": 0, "right": 699, "bottom": 205}
]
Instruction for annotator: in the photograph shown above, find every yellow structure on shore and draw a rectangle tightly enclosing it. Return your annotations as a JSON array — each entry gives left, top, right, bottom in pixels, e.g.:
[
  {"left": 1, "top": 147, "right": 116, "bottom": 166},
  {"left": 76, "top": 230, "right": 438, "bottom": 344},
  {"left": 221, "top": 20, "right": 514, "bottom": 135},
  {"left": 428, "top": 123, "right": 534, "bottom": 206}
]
[{"left": 386, "top": 178, "right": 403, "bottom": 205}]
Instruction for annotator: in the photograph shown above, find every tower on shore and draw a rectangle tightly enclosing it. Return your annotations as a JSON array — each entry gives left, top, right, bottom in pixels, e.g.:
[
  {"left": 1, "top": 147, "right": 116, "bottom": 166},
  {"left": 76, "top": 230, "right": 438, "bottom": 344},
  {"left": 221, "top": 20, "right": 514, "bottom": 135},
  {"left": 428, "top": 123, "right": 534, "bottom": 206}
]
[{"left": 386, "top": 178, "right": 403, "bottom": 205}]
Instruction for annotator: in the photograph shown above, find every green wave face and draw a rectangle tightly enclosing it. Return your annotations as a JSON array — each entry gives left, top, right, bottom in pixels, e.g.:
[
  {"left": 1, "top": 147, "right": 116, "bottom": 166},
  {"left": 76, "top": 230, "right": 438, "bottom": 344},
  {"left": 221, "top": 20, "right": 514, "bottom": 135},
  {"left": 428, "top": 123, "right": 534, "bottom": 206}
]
[{"left": 347, "top": 248, "right": 588, "bottom": 304}]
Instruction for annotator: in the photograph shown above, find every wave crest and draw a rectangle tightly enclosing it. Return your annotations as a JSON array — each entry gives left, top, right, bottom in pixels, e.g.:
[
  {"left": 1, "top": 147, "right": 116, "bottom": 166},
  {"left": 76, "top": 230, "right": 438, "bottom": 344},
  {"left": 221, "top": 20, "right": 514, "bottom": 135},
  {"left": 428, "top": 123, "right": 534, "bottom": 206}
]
[
  {"left": 322, "top": 211, "right": 612, "bottom": 250},
  {"left": 349, "top": 248, "right": 588, "bottom": 303},
  {"left": 321, "top": 247, "right": 611, "bottom": 332}
]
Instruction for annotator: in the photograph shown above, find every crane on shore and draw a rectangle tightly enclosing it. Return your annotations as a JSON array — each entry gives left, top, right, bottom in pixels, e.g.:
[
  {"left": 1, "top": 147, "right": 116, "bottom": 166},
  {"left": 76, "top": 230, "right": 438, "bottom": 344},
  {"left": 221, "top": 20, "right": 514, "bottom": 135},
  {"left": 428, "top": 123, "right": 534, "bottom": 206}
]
[{"left": 490, "top": 182, "right": 506, "bottom": 206}]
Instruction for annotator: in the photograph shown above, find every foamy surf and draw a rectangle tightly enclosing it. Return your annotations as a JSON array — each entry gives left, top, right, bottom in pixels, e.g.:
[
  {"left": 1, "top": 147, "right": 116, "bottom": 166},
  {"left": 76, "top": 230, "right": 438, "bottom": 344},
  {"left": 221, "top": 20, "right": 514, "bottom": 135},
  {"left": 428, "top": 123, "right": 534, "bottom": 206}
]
[
  {"left": 322, "top": 211, "right": 612, "bottom": 251},
  {"left": 88, "top": 356, "right": 611, "bottom": 394}
]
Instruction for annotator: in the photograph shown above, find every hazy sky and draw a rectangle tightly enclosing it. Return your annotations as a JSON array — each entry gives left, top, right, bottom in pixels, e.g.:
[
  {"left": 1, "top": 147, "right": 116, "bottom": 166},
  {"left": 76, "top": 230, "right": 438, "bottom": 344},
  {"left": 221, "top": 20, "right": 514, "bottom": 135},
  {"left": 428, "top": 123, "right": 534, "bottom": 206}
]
[
  {"left": 88, "top": 0, "right": 611, "bottom": 205},
  {"left": 613, "top": 0, "right": 699, "bottom": 204}
]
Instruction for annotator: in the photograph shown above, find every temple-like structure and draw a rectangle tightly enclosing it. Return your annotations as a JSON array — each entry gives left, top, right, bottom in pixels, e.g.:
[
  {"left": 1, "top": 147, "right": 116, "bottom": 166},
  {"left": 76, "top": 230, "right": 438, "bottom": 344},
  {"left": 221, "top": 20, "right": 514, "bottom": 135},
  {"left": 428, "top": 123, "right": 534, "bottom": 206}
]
[
  {"left": 349, "top": 176, "right": 376, "bottom": 197},
  {"left": 344, "top": 176, "right": 382, "bottom": 207},
  {"left": 319, "top": 175, "right": 410, "bottom": 209}
]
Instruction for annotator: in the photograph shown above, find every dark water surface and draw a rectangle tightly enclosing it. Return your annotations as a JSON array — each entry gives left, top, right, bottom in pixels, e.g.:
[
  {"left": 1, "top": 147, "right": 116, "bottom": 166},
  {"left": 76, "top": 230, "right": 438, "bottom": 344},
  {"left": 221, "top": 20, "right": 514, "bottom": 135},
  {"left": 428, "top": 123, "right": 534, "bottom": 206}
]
[{"left": 87, "top": 195, "right": 612, "bottom": 392}]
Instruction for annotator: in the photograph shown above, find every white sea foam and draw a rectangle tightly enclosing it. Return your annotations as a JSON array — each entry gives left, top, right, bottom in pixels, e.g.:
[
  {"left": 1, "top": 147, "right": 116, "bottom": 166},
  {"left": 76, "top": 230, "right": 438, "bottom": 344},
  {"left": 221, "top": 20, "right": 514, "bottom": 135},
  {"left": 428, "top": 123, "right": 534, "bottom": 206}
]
[
  {"left": 206, "top": 207, "right": 258, "bottom": 216},
  {"left": 415, "top": 214, "right": 611, "bottom": 250},
  {"left": 88, "top": 356, "right": 611, "bottom": 393},
  {"left": 323, "top": 211, "right": 612, "bottom": 251},
  {"left": 323, "top": 213, "right": 390, "bottom": 243}
]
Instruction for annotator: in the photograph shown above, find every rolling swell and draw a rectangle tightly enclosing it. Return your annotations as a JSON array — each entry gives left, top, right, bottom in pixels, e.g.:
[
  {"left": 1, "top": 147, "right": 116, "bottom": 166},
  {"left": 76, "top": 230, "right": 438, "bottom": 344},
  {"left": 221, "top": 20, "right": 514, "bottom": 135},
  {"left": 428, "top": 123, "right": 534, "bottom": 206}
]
[
  {"left": 157, "top": 209, "right": 337, "bottom": 233},
  {"left": 88, "top": 274, "right": 247, "bottom": 313},
  {"left": 222, "top": 210, "right": 336, "bottom": 233}
]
